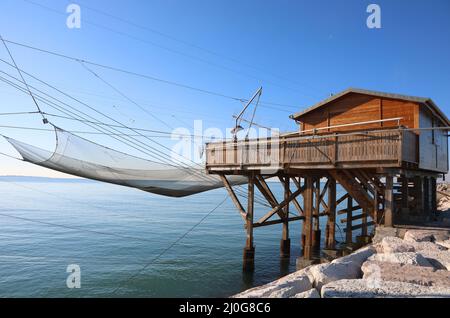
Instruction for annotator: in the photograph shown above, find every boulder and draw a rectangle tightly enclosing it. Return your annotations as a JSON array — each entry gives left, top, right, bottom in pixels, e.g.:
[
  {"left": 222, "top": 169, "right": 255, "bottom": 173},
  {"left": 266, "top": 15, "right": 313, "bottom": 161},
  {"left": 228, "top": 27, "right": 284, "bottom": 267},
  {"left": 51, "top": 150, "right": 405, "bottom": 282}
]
[
  {"left": 321, "top": 279, "right": 450, "bottom": 298},
  {"left": 417, "top": 249, "right": 450, "bottom": 270},
  {"left": 372, "top": 227, "right": 399, "bottom": 244},
  {"left": 403, "top": 230, "right": 436, "bottom": 243},
  {"left": 233, "top": 269, "right": 313, "bottom": 298},
  {"left": 309, "top": 261, "right": 362, "bottom": 291},
  {"left": 379, "top": 236, "right": 414, "bottom": 254},
  {"left": 332, "top": 245, "right": 376, "bottom": 266},
  {"left": 410, "top": 241, "right": 448, "bottom": 253},
  {"left": 436, "top": 239, "right": 450, "bottom": 250},
  {"left": 292, "top": 288, "right": 320, "bottom": 298},
  {"left": 367, "top": 252, "right": 432, "bottom": 267},
  {"left": 361, "top": 261, "right": 450, "bottom": 287}
]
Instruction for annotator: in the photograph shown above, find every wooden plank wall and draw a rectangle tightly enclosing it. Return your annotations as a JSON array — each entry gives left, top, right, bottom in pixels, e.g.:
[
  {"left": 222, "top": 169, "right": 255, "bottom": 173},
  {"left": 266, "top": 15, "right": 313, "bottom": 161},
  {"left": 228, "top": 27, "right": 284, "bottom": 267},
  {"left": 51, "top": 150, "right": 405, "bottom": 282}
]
[
  {"left": 298, "top": 93, "right": 418, "bottom": 133},
  {"left": 419, "top": 107, "right": 449, "bottom": 172}
]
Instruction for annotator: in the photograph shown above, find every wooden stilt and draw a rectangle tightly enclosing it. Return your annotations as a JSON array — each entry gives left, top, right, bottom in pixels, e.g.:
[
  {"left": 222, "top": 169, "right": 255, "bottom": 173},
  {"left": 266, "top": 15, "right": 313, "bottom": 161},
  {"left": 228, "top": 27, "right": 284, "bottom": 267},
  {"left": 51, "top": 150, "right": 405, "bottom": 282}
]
[
  {"left": 423, "top": 177, "right": 430, "bottom": 216},
  {"left": 303, "top": 176, "right": 314, "bottom": 260},
  {"left": 431, "top": 177, "right": 437, "bottom": 215},
  {"left": 280, "top": 176, "right": 290, "bottom": 258},
  {"left": 384, "top": 175, "right": 394, "bottom": 227},
  {"left": 326, "top": 177, "right": 336, "bottom": 249},
  {"left": 414, "top": 176, "right": 424, "bottom": 214},
  {"left": 312, "top": 177, "right": 321, "bottom": 249},
  {"left": 243, "top": 174, "right": 255, "bottom": 272},
  {"left": 361, "top": 207, "right": 368, "bottom": 237},
  {"left": 374, "top": 189, "right": 379, "bottom": 224},
  {"left": 219, "top": 175, "right": 246, "bottom": 220},
  {"left": 345, "top": 196, "right": 353, "bottom": 244},
  {"left": 401, "top": 176, "right": 409, "bottom": 213}
]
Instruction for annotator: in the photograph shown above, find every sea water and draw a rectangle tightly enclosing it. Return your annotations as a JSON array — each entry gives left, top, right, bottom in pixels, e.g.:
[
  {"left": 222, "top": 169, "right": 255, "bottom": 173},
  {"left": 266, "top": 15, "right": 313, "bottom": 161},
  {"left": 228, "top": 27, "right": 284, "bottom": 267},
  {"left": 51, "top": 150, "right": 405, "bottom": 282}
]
[{"left": 0, "top": 177, "right": 355, "bottom": 297}]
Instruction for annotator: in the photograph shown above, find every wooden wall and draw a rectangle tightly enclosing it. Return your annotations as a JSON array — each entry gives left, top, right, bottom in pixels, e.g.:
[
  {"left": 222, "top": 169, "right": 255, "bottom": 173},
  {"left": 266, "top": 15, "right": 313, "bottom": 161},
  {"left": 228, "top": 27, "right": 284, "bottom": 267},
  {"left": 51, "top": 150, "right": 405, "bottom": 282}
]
[{"left": 297, "top": 93, "right": 419, "bottom": 133}]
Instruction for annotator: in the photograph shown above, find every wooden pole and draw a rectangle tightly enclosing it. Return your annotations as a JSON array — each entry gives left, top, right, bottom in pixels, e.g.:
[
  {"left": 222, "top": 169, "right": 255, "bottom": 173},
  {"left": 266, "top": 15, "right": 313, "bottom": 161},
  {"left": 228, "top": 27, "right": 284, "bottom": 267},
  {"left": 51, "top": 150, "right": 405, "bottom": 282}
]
[
  {"left": 414, "top": 176, "right": 424, "bottom": 215},
  {"left": 431, "top": 177, "right": 437, "bottom": 215},
  {"left": 384, "top": 175, "right": 394, "bottom": 227},
  {"left": 345, "top": 196, "right": 353, "bottom": 244},
  {"left": 361, "top": 208, "right": 368, "bottom": 237},
  {"left": 303, "top": 176, "right": 314, "bottom": 260},
  {"left": 424, "top": 176, "right": 430, "bottom": 217},
  {"left": 243, "top": 174, "right": 255, "bottom": 272},
  {"left": 361, "top": 184, "right": 368, "bottom": 237},
  {"left": 280, "top": 176, "right": 290, "bottom": 258},
  {"left": 312, "top": 177, "right": 321, "bottom": 250},
  {"left": 326, "top": 177, "right": 336, "bottom": 249},
  {"left": 401, "top": 176, "right": 409, "bottom": 213},
  {"left": 374, "top": 189, "right": 379, "bottom": 224}
]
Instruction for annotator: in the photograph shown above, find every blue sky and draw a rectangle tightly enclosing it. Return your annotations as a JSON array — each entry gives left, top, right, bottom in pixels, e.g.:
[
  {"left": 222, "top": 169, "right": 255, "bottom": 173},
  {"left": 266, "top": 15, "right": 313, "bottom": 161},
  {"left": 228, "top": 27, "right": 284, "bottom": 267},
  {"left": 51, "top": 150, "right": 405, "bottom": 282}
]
[{"left": 0, "top": 0, "right": 449, "bottom": 176}]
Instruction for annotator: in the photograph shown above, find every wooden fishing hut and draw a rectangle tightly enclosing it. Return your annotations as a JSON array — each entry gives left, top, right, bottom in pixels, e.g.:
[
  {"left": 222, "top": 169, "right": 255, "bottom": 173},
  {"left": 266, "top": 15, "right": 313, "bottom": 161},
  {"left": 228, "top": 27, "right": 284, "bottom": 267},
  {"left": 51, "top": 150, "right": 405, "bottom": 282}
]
[{"left": 205, "top": 88, "right": 450, "bottom": 270}]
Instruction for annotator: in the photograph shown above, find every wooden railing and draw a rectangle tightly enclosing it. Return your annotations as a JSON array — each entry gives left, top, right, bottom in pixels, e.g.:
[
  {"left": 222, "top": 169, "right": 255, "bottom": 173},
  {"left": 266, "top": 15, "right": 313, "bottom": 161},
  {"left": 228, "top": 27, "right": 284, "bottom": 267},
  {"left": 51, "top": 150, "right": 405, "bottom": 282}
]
[{"left": 206, "top": 129, "right": 418, "bottom": 169}]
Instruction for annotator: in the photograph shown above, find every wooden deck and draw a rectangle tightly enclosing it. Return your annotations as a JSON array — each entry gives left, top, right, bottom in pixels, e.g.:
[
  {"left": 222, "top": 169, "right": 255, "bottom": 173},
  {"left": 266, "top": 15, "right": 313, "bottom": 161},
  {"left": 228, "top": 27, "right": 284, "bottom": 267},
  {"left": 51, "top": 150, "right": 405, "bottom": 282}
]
[{"left": 206, "top": 128, "right": 418, "bottom": 172}]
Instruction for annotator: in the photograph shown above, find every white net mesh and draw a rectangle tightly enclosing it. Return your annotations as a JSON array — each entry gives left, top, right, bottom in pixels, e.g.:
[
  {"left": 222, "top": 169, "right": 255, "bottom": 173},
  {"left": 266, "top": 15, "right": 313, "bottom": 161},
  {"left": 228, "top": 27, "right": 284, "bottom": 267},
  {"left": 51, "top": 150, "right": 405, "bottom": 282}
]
[{"left": 5, "top": 127, "right": 246, "bottom": 197}]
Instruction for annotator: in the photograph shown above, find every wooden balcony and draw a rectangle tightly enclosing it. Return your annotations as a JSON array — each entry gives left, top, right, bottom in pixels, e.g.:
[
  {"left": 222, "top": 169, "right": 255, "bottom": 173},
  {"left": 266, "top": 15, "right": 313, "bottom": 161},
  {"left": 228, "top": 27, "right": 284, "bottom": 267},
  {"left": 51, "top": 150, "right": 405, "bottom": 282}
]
[{"left": 206, "top": 129, "right": 419, "bottom": 172}]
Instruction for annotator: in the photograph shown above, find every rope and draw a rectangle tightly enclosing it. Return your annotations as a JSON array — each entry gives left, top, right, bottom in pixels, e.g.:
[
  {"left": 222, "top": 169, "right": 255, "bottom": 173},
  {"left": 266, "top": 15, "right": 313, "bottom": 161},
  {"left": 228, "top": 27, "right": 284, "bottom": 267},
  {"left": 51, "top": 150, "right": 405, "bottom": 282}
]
[
  {"left": 0, "top": 38, "right": 296, "bottom": 112},
  {"left": 0, "top": 35, "right": 47, "bottom": 123},
  {"left": 79, "top": 61, "right": 174, "bottom": 130},
  {"left": 0, "top": 111, "right": 40, "bottom": 116},
  {"left": 0, "top": 151, "right": 23, "bottom": 161},
  {"left": 245, "top": 89, "right": 262, "bottom": 139}
]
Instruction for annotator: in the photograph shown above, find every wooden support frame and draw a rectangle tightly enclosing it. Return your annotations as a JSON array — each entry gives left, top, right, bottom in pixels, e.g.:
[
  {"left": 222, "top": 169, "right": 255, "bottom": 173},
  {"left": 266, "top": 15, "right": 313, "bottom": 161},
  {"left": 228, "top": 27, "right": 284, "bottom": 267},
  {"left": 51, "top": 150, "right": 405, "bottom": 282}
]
[
  {"left": 384, "top": 175, "right": 394, "bottom": 227},
  {"left": 313, "top": 177, "right": 321, "bottom": 248},
  {"left": 303, "top": 176, "right": 314, "bottom": 260},
  {"left": 346, "top": 196, "right": 353, "bottom": 244},
  {"left": 344, "top": 221, "right": 375, "bottom": 232},
  {"left": 256, "top": 184, "right": 305, "bottom": 225},
  {"left": 246, "top": 174, "right": 255, "bottom": 250},
  {"left": 277, "top": 176, "right": 304, "bottom": 215},
  {"left": 281, "top": 176, "right": 291, "bottom": 257},
  {"left": 219, "top": 174, "right": 246, "bottom": 221},
  {"left": 325, "top": 177, "right": 336, "bottom": 248}
]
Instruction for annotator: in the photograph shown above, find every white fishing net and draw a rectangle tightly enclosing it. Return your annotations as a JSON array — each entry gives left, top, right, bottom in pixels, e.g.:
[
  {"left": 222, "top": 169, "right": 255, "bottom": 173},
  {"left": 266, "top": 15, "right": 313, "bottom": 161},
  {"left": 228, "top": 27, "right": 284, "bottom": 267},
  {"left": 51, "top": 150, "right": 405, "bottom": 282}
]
[{"left": 4, "top": 127, "right": 246, "bottom": 197}]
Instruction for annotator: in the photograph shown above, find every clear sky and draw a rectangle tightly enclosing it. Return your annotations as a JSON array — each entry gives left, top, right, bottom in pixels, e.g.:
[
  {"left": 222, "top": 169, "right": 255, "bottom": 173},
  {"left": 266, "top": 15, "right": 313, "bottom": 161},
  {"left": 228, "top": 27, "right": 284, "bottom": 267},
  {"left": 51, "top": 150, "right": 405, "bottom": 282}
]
[{"left": 0, "top": 0, "right": 449, "bottom": 177}]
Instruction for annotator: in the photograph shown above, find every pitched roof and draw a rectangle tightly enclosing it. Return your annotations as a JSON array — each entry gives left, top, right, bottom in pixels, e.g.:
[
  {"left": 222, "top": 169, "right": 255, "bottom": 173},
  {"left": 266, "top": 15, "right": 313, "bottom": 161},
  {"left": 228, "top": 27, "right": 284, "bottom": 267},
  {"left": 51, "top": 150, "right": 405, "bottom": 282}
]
[{"left": 289, "top": 88, "right": 450, "bottom": 126}]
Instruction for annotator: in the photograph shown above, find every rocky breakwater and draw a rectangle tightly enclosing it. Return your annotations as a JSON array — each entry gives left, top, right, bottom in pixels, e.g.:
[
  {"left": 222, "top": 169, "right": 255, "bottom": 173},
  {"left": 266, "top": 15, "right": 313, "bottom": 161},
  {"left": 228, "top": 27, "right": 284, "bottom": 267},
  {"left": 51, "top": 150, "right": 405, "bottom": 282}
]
[{"left": 233, "top": 229, "right": 450, "bottom": 298}]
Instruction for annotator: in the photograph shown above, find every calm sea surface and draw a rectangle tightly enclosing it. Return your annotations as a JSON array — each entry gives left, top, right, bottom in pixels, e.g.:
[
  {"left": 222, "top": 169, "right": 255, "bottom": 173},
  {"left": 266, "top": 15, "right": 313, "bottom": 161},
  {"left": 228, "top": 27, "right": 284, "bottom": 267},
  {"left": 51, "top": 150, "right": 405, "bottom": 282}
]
[{"left": 0, "top": 178, "right": 357, "bottom": 297}]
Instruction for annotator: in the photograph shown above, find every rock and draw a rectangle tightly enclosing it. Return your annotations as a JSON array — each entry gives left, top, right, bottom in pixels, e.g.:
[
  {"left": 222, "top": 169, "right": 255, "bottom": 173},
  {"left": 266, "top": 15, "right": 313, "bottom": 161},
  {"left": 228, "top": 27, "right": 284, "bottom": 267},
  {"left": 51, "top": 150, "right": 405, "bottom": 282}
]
[
  {"left": 332, "top": 245, "right": 376, "bottom": 266},
  {"left": 309, "top": 261, "right": 362, "bottom": 291},
  {"left": 372, "top": 227, "right": 399, "bottom": 244},
  {"left": 410, "top": 241, "right": 448, "bottom": 253},
  {"left": 292, "top": 288, "right": 320, "bottom": 298},
  {"left": 368, "top": 252, "right": 433, "bottom": 267},
  {"left": 233, "top": 269, "right": 313, "bottom": 298},
  {"left": 380, "top": 237, "right": 415, "bottom": 254},
  {"left": 361, "top": 261, "right": 450, "bottom": 287},
  {"left": 417, "top": 249, "right": 450, "bottom": 270},
  {"left": 404, "top": 230, "right": 450, "bottom": 244},
  {"left": 403, "top": 230, "right": 435, "bottom": 243},
  {"left": 436, "top": 239, "right": 450, "bottom": 249},
  {"left": 321, "top": 279, "right": 450, "bottom": 298}
]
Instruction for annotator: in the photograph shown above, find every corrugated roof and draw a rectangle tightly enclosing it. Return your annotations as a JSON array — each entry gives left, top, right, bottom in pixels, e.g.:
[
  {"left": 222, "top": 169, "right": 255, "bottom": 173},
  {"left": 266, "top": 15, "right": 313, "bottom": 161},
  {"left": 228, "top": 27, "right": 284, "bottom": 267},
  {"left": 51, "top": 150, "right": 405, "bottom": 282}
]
[{"left": 289, "top": 88, "right": 450, "bottom": 126}]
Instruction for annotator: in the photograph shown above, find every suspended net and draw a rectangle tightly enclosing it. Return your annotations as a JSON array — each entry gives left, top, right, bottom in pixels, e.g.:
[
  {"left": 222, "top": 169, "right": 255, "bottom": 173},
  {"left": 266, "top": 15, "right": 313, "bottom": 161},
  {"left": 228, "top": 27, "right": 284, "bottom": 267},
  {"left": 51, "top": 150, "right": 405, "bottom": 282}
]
[{"left": 4, "top": 127, "right": 246, "bottom": 197}]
